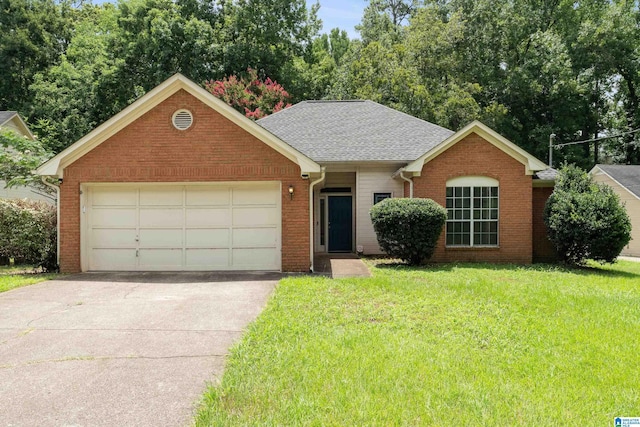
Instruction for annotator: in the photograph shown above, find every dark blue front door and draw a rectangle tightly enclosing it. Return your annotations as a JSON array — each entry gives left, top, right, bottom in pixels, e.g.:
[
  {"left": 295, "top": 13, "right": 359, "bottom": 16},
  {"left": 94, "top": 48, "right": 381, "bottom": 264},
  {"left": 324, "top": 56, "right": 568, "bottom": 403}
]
[{"left": 328, "top": 196, "right": 352, "bottom": 252}]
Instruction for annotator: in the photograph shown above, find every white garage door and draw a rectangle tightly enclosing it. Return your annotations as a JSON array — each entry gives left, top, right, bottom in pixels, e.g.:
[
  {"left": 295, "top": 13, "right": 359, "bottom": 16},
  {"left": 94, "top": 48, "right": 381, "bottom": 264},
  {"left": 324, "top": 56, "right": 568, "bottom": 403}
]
[{"left": 84, "top": 183, "right": 281, "bottom": 271}]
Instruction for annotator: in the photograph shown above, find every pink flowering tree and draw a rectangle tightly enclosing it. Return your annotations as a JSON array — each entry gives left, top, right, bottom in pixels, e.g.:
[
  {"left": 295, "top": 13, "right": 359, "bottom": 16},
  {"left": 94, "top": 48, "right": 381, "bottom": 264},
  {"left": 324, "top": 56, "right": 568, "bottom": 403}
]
[{"left": 204, "top": 69, "right": 292, "bottom": 120}]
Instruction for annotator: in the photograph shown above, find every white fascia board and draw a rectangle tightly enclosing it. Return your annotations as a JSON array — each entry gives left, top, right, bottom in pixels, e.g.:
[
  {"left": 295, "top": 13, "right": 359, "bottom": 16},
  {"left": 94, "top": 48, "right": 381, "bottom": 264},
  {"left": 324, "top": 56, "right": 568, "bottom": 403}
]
[
  {"left": 404, "top": 120, "right": 548, "bottom": 175},
  {"left": 36, "top": 73, "right": 320, "bottom": 177}
]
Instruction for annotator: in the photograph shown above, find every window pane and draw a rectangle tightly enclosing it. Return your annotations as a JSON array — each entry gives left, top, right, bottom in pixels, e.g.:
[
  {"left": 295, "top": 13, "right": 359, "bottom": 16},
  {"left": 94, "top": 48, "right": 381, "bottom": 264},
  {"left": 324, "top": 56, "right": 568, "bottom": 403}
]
[
  {"left": 463, "top": 187, "right": 470, "bottom": 197},
  {"left": 446, "top": 187, "right": 453, "bottom": 197}
]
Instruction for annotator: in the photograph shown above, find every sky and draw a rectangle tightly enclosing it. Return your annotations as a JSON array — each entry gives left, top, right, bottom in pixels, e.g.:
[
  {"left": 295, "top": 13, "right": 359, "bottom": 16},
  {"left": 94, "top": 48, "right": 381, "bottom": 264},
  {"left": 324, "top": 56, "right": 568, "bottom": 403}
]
[{"left": 315, "top": 0, "right": 365, "bottom": 39}]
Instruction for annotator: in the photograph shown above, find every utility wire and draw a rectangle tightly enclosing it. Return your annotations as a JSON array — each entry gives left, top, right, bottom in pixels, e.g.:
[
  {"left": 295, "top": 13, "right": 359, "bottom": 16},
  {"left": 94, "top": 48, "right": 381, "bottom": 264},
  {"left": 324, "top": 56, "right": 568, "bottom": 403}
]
[{"left": 554, "top": 127, "right": 640, "bottom": 148}]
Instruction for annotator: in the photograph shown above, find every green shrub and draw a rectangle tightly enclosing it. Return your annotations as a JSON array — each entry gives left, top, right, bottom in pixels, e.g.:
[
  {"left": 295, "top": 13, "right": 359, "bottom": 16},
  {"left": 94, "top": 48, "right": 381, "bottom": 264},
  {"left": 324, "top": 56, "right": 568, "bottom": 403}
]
[
  {"left": 370, "top": 198, "right": 447, "bottom": 265},
  {"left": 544, "top": 165, "right": 631, "bottom": 265},
  {"left": 0, "top": 199, "right": 57, "bottom": 271}
]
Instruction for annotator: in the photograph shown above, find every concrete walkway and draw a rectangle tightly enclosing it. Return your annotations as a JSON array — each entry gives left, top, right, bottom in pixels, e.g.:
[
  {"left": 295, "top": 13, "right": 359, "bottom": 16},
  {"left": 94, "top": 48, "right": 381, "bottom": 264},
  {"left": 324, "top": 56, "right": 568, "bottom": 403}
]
[
  {"left": 0, "top": 272, "right": 278, "bottom": 427},
  {"left": 314, "top": 253, "right": 371, "bottom": 278},
  {"left": 619, "top": 256, "right": 640, "bottom": 263}
]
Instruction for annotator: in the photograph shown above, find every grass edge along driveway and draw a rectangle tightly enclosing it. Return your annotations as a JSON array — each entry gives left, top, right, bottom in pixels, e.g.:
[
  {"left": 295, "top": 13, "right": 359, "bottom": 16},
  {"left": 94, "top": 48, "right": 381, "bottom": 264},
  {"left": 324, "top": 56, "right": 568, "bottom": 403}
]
[
  {"left": 195, "top": 260, "right": 640, "bottom": 426},
  {"left": 0, "top": 265, "right": 59, "bottom": 293}
]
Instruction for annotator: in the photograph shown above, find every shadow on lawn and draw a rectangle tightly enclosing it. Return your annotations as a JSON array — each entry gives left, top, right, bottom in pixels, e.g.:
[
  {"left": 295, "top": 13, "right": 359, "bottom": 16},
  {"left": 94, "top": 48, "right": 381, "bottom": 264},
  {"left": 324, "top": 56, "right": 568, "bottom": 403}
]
[{"left": 370, "top": 259, "right": 639, "bottom": 279}]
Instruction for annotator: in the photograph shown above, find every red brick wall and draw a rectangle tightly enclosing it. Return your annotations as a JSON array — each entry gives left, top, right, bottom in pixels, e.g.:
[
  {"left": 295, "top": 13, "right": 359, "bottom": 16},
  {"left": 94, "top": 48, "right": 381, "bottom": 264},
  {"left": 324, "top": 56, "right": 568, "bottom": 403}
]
[
  {"left": 59, "top": 89, "right": 309, "bottom": 272},
  {"left": 532, "top": 186, "right": 557, "bottom": 262},
  {"left": 411, "top": 133, "right": 533, "bottom": 263}
]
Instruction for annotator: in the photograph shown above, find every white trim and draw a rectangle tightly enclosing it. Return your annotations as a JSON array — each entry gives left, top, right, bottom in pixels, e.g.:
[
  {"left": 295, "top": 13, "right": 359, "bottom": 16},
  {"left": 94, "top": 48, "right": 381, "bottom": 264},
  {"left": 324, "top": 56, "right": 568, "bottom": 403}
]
[
  {"left": 589, "top": 165, "right": 640, "bottom": 201},
  {"left": 36, "top": 74, "right": 320, "bottom": 178},
  {"left": 404, "top": 121, "right": 548, "bottom": 176},
  {"left": 445, "top": 181, "right": 500, "bottom": 248},
  {"left": 447, "top": 176, "right": 498, "bottom": 187}
]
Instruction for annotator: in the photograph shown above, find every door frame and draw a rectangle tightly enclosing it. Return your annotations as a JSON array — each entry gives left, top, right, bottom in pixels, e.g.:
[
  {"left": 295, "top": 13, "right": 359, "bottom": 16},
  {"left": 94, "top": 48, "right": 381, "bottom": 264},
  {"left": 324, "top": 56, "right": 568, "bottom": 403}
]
[{"left": 315, "top": 190, "right": 355, "bottom": 253}]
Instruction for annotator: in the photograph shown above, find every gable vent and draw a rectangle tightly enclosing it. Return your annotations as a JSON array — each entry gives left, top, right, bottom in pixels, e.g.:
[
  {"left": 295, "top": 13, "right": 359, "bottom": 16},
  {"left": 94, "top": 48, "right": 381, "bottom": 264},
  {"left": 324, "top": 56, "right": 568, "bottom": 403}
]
[{"left": 172, "top": 109, "right": 193, "bottom": 130}]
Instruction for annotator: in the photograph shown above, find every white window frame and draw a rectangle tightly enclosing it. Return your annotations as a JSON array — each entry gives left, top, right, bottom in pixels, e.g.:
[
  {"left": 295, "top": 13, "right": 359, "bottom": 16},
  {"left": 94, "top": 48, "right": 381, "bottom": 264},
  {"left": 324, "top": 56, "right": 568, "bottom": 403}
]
[{"left": 445, "top": 176, "right": 499, "bottom": 247}]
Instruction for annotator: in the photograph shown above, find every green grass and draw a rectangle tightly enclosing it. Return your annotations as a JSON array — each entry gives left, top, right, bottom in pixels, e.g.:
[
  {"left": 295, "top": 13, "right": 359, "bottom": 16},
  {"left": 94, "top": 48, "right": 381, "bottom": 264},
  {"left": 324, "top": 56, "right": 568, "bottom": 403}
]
[
  {"left": 0, "top": 265, "right": 59, "bottom": 293},
  {"left": 195, "top": 260, "right": 640, "bottom": 426}
]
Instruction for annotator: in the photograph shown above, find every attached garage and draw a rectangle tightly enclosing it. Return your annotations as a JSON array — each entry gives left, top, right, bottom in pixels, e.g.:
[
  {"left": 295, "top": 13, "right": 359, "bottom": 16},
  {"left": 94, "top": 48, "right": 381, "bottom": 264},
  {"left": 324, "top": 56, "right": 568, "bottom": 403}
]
[{"left": 82, "top": 182, "right": 281, "bottom": 271}]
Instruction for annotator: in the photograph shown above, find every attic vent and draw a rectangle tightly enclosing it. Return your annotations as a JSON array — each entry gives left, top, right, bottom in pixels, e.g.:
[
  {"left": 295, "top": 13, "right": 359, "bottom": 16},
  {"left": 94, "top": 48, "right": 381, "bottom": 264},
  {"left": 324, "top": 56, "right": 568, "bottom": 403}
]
[{"left": 172, "top": 109, "right": 193, "bottom": 130}]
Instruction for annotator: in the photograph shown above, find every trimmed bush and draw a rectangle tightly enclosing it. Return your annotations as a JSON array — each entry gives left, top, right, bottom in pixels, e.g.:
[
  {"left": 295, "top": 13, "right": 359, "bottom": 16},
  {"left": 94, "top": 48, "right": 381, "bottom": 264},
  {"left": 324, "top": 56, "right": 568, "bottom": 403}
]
[
  {"left": 544, "top": 165, "right": 631, "bottom": 265},
  {"left": 0, "top": 199, "right": 57, "bottom": 271},
  {"left": 370, "top": 198, "right": 447, "bottom": 265}
]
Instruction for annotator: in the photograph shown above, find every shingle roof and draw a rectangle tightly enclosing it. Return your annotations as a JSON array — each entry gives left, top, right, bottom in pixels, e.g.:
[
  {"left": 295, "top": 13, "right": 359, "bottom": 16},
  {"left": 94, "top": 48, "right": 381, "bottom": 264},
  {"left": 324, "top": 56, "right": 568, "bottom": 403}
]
[
  {"left": 534, "top": 168, "right": 557, "bottom": 181},
  {"left": 257, "top": 100, "right": 454, "bottom": 162},
  {"left": 0, "top": 111, "right": 17, "bottom": 125},
  {"left": 597, "top": 164, "right": 640, "bottom": 198}
]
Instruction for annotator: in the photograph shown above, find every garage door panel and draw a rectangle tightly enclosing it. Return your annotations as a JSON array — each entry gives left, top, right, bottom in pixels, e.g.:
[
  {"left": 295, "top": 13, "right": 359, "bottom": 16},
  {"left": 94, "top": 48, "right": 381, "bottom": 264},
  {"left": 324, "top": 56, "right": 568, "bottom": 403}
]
[
  {"left": 139, "top": 187, "right": 183, "bottom": 206},
  {"left": 185, "top": 249, "right": 229, "bottom": 268},
  {"left": 92, "top": 188, "right": 137, "bottom": 206},
  {"left": 91, "top": 229, "right": 136, "bottom": 248},
  {"left": 185, "top": 208, "right": 229, "bottom": 227},
  {"left": 91, "top": 249, "right": 137, "bottom": 270},
  {"left": 91, "top": 209, "right": 137, "bottom": 227},
  {"left": 138, "top": 249, "right": 183, "bottom": 269},
  {"left": 139, "top": 208, "right": 183, "bottom": 227},
  {"left": 87, "top": 183, "right": 281, "bottom": 271},
  {"left": 232, "top": 248, "right": 279, "bottom": 270},
  {"left": 232, "top": 185, "right": 279, "bottom": 205},
  {"left": 186, "top": 187, "right": 229, "bottom": 206},
  {"left": 139, "top": 229, "right": 183, "bottom": 248},
  {"left": 233, "top": 207, "right": 279, "bottom": 226},
  {"left": 233, "top": 228, "right": 277, "bottom": 248},
  {"left": 186, "top": 229, "right": 229, "bottom": 248}
]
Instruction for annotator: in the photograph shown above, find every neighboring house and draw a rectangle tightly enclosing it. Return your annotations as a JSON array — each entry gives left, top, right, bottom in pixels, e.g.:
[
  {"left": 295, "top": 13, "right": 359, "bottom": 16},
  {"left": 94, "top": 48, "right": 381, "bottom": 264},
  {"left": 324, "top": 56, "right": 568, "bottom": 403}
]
[
  {"left": 0, "top": 111, "right": 53, "bottom": 203},
  {"left": 36, "top": 74, "right": 556, "bottom": 273},
  {"left": 590, "top": 164, "right": 640, "bottom": 256}
]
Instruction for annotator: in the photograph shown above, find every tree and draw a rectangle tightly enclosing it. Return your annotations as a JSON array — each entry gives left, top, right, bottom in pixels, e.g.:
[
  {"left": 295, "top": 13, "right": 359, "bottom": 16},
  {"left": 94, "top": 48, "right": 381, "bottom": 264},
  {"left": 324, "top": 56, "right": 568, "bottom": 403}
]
[
  {"left": 204, "top": 69, "right": 292, "bottom": 119},
  {"left": 370, "top": 198, "right": 447, "bottom": 265},
  {"left": 0, "top": 129, "right": 53, "bottom": 195},
  {"left": 0, "top": 0, "right": 74, "bottom": 113},
  {"left": 544, "top": 165, "right": 631, "bottom": 265}
]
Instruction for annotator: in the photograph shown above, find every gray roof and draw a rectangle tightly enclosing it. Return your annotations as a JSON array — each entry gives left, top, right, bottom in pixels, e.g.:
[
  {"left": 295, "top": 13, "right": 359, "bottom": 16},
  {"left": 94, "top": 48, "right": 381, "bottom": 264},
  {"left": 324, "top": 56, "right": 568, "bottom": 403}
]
[
  {"left": 257, "top": 100, "right": 454, "bottom": 162},
  {"left": 0, "top": 111, "right": 17, "bottom": 125},
  {"left": 597, "top": 164, "right": 640, "bottom": 198},
  {"left": 534, "top": 168, "right": 557, "bottom": 181}
]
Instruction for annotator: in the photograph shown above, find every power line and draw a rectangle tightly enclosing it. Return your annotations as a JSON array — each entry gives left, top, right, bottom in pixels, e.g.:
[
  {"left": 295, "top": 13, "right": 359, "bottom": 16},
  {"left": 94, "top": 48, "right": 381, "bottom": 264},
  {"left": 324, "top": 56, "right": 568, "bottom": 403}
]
[{"left": 554, "top": 127, "right": 640, "bottom": 148}]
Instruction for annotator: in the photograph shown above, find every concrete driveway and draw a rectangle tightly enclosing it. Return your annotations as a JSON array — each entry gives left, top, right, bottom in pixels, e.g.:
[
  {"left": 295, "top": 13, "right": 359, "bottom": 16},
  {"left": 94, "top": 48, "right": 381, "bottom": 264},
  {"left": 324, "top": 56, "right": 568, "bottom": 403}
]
[{"left": 0, "top": 272, "right": 279, "bottom": 427}]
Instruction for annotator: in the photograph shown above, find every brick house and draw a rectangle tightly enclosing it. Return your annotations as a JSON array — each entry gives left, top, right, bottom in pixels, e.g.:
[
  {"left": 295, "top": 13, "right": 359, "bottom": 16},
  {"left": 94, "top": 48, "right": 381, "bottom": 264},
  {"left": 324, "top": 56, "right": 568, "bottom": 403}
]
[{"left": 37, "top": 74, "right": 556, "bottom": 273}]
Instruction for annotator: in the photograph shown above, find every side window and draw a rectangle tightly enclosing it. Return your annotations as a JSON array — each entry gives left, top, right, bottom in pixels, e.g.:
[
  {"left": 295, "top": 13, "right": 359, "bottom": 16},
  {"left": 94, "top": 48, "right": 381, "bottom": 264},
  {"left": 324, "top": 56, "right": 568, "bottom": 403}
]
[
  {"left": 445, "top": 177, "right": 499, "bottom": 247},
  {"left": 373, "top": 192, "right": 392, "bottom": 204}
]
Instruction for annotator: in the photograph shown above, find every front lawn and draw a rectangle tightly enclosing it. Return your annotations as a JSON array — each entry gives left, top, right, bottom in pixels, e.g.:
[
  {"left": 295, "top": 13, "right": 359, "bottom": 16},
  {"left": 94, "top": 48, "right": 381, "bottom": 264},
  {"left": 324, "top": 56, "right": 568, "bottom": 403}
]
[
  {"left": 0, "top": 265, "right": 59, "bottom": 293},
  {"left": 196, "top": 260, "right": 640, "bottom": 426}
]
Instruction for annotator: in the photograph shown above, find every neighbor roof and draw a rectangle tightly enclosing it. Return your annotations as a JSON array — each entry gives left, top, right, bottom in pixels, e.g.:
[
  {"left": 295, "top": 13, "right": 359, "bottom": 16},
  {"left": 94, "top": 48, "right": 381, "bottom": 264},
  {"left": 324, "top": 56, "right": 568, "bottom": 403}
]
[
  {"left": 594, "top": 164, "right": 640, "bottom": 198},
  {"left": 257, "top": 100, "right": 454, "bottom": 162},
  {"left": 0, "top": 111, "right": 17, "bottom": 125},
  {"left": 0, "top": 110, "right": 35, "bottom": 139}
]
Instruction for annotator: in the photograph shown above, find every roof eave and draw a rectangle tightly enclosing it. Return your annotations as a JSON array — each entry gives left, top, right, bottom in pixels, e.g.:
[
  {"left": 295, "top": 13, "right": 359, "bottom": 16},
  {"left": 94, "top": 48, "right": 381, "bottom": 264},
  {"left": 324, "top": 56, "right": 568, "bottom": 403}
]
[
  {"left": 36, "top": 74, "right": 320, "bottom": 178},
  {"left": 404, "top": 120, "right": 548, "bottom": 175}
]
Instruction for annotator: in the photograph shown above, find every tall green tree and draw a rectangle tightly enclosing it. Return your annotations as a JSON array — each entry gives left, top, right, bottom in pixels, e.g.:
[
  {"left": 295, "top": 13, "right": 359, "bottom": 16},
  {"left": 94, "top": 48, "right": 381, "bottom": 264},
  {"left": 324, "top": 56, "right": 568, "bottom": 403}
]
[{"left": 0, "top": 0, "right": 74, "bottom": 112}]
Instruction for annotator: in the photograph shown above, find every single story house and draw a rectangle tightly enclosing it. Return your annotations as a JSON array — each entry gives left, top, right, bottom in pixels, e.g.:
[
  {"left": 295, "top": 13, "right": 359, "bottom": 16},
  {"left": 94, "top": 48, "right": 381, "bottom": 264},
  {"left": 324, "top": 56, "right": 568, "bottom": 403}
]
[
  {"left": 590, "top": 164, "right": 639, "bottom": 256},
  {"left": 36, "top": 74, "right": 556, "bottom": 273},
  {"left": 0, "top": 111, "right": 53, "bottom": 202}
]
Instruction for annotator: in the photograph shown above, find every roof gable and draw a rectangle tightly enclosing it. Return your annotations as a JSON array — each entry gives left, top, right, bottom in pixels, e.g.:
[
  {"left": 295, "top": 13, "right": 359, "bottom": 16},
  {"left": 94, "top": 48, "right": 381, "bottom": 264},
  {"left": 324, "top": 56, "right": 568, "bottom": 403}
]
[
  {"left": 404, "top": 121, "right": 548, "bottom": 175},
  {"left": 590, "top": 164, "right": 640, "bottom": 199},
  {"left": 257, "top": 100, "right": 454, "bottom": 162},
  {"left": 0, "top": 111, "right": 35, "bottom": 140},
  {"left": 36, "top": 74, "right": 320, "bottom": 177}
]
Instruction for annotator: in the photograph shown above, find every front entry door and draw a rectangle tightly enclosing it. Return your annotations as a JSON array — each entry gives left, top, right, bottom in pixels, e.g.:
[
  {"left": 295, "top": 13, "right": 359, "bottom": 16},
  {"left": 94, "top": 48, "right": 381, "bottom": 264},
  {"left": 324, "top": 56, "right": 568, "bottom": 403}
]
[{"left": 328, "top": 196, "right": 352, "bottom": 252}]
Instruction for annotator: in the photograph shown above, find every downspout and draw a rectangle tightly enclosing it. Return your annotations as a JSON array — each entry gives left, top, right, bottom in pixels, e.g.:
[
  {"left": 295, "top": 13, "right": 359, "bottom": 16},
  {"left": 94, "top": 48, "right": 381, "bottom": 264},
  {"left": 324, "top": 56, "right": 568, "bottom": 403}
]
[
  {"left": 308, "top": 167, "right": 326, "bottom": 273},
  {"left": 41, "top": 176, "right": 60, "bottom": 267},
  {"left": 399, "top": 169, "right": 414, "bottom": 198}
]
